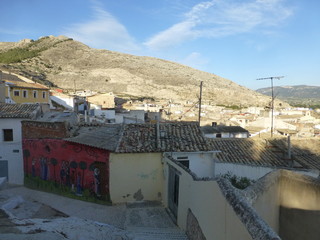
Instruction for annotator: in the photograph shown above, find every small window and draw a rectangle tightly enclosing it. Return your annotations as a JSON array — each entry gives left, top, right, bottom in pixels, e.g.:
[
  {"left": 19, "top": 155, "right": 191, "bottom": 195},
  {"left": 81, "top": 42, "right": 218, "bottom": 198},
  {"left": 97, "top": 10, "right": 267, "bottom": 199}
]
[
  {"left": 13, "top": 90, "right": 20, "bottom": 97},
  {"left": 23, "top": 90, "right": 28, "bottom": 98},
  {"left": 42, "top": 91, "right": 46, "bottom": 99},
  {"left": 33, "top": 90, "right": 38, "bottom": 98},
  {"left": 179, "top": 160, "right": 190, "bottom": 168},
  {"left": 3, "top": 129, "right": 13, "bottom": 142}
]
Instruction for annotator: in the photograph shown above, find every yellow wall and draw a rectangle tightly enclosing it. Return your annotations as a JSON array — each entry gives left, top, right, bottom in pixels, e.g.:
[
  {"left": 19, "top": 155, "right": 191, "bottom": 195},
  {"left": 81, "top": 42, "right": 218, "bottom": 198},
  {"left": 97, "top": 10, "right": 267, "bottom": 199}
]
[
  {"left": 251, "top": 176, "right": 281, "bottom": 233},
  {"left": 109, "top": 152, "right": 164, "bottom": 203},
  {"left": 164, "top": 159, "right": 252, "bottom": 240},
  {"left": 10, "top": 87, "right": 49, "bottom": 104},
  {"left": 0, "top": 83, "right": 6, "bottom": 102}
]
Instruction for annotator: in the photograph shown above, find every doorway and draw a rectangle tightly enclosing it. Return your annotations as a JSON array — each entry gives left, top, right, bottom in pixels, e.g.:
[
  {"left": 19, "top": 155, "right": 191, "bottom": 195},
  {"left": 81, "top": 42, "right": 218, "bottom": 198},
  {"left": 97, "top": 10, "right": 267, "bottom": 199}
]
[{"left": 168, "top": 165, "right": 180, "bottom": 219}]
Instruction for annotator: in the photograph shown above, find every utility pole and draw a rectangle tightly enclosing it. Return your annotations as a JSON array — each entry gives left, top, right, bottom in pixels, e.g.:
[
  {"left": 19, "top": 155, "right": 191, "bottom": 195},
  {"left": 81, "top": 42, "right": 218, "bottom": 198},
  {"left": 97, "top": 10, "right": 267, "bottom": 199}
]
[
  {"left": 198, "top": 81, "right": 203, "bottom": 124},
  {"left": 257, "top": 76, "right": 284, "bottom": 137}
]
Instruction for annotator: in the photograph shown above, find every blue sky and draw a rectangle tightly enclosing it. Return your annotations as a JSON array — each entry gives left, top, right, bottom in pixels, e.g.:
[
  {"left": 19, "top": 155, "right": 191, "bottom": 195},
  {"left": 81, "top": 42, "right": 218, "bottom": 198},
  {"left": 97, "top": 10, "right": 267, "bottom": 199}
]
[{"left": 1, "top": 0, "right": 319, "bottom": 90}]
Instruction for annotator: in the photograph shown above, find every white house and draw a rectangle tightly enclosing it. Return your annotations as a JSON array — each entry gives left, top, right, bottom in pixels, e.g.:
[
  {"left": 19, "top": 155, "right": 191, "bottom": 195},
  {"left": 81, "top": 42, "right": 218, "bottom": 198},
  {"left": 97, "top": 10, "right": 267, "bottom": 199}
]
[
  {"left": 202, "top": 125, "right": 250, "bottom": 139},
  {"left": 0, "top": 103, "right": 41, "bottom": 184}
]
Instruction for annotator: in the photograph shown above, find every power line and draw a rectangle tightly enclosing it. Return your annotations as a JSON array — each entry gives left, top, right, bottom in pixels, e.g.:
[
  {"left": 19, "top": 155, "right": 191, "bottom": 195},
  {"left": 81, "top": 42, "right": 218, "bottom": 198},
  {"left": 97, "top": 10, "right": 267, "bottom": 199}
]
[{"left": 257, "top": 76, "right": 284, "bottom": 137}]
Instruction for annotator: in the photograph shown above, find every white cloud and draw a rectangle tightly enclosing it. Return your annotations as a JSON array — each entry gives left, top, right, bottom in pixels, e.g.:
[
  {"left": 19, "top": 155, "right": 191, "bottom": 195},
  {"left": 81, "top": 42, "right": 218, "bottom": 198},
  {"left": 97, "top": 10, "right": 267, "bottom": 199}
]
[
  {"left": 63, "top": 3, "right": 140, "bottom": 53},
  {"left": 144, "top": 0, "right": 293, "bottom": 50},
  {"left": 178, "top": 52, "right": 209, "bottom": 70}
]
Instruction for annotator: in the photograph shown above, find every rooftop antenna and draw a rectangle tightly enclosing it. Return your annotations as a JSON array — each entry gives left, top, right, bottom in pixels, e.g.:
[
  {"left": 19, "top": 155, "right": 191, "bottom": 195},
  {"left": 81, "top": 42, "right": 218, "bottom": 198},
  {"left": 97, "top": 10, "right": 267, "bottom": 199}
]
[{"left": 257, "top": 76, "right": 284, "bottom": 137}]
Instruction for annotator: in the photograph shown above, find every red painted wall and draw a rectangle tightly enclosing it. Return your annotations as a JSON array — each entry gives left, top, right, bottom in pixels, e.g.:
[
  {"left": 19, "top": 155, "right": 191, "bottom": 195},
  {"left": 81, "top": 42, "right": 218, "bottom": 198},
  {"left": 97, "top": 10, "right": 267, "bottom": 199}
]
[{"left": 22, "top": 139, "right": 110, "bottom": 194}]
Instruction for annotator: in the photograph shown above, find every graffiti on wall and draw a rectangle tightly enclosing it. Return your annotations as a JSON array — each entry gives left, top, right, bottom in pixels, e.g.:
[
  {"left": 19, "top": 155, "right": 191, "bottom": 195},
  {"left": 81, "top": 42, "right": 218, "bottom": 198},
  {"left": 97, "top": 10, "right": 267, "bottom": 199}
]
[{"left": 23, "top": 139, "right": 109, "bottom": 197}]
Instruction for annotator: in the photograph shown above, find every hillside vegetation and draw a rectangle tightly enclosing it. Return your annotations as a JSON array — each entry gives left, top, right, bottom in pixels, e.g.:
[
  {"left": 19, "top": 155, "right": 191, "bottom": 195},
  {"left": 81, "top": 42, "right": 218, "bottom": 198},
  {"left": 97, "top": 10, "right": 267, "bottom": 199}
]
[
  {"left": 0, "top": 35, "right": 282, "bottom": 107},
  {"left": 257, "top": 85, "right": 320, "bottom": 108}
]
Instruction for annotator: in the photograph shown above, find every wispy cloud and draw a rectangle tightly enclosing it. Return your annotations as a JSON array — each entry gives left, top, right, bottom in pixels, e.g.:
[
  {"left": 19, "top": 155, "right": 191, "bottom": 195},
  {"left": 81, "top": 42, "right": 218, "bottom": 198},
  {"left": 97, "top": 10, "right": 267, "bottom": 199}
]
[
  {"left": 63, "top": 2, "right": 140, "bottom": 53},
  {"left": 178, "top": 52, "right": 209, "bottom": 70},
  {"left": 144, "top": 0, "right": 294, "bottom": 50}
]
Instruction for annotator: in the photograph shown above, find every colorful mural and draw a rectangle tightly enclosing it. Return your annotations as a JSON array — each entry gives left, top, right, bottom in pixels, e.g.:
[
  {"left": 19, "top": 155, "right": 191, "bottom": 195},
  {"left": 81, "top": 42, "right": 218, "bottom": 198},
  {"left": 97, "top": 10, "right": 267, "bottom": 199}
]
[{"left": 22, "top": 139, "right": 110, "bottom": 197}]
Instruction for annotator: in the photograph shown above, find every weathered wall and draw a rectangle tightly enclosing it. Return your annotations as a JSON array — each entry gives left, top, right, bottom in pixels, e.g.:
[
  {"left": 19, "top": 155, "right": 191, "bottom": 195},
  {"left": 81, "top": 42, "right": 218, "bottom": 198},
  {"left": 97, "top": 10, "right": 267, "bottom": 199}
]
[
  {"left": 246, "top": 170, "right": 320, "bottom": 240},
  {"left": 0, "top": 118, "right": 25, "bottom": 184},
  {"left": 186, "top": 209, "right": 206, "bottom": 240},
  {"left": 22, "top": 121, "right": 70, "bottom": 139},
  {"left": 164, "top": 159, "right": 252, "bottom": 240},
  {"left": 279, "top": 172, "right": 320, "bottom": 240},
  {"left": 22, "top": 139, "right": 110, "bottom": 196},
  {"left": 248, "top": 172, "right": 281, "bottom": 234},
  {"left": 109, "top": 152, "right": 163, "bottom": 203}
]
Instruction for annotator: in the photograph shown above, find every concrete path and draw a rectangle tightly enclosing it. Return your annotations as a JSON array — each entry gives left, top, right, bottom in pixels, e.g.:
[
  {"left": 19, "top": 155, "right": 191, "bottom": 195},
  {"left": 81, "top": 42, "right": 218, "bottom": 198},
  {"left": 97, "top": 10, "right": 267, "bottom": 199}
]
[{"left": 0, "top": 186, "right": 188, "bottom": 240}]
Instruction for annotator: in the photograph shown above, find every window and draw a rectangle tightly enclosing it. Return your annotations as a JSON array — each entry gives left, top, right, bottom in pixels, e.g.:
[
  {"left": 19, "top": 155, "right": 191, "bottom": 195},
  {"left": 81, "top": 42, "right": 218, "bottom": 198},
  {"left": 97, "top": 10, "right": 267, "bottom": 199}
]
[
  {"left": 13, "top": 90, "right": 20, "bottom": 97},
  {"left": 23, "top": 90, "right": 28, "bottom": 98},
  {"left": 3, "top": 129, "right": 13, "bottom": 142},
  {"left": 42, "top": 91, "right": 46, "bottom": 99},
  {"left": 33, "top": 90, "right": 38, "bottom": 98}
]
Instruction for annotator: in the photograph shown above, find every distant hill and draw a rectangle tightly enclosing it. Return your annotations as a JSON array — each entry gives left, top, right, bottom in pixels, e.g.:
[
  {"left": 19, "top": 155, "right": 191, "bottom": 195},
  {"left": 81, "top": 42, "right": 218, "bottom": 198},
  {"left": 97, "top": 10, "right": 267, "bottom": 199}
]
[
  {"left": 256, "top": 85, "right": 320, "bottom": 107},
  {"left": 0, "top": 35, "right": 283, "bottom": 107}
]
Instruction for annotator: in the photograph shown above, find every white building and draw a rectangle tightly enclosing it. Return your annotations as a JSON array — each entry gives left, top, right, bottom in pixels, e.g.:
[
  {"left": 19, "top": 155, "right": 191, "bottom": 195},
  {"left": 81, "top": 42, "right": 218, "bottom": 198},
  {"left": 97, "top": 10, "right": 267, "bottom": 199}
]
[{"left": 0, "top": 103, "right": 40, "bottom": 184}]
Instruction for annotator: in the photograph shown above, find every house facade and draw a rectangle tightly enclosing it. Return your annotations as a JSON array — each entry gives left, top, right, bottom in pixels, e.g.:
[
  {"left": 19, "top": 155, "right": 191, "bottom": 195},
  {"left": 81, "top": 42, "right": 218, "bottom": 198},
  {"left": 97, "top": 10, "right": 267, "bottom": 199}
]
[
  {"left": 0, "top": 103, "right": 41, "bottom": 184},
  {"left": 0, "top": 72, "right": 50, "bottom": 104},
  {"left": 109, "top": 122, "right": 215, "bottom": 203},
  {"left": 202, "top": 125, "right": 250, "bottom": 139},
  {"left": 22, "top": 122, "right": 121, "bottom": 200}
]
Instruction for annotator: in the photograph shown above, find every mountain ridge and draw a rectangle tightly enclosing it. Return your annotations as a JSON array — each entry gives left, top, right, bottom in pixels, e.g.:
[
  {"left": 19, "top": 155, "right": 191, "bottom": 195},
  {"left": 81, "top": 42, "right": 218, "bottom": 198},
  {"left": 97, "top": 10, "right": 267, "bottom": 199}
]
[
  {"left": 256, "top": 85, "right": 320, "bottom": 99},
  {"left": 0, "top": 35, "right": 282, "bottom": 107}
]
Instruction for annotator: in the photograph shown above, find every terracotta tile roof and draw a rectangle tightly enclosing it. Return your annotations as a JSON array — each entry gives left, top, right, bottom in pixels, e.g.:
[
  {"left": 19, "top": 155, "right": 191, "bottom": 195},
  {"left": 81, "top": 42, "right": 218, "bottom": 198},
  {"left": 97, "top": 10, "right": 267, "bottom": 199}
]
[
  {"left": 208, "top": 138, "right": 294, "bottom": 168},
  {"left": 209, "top": 137, "right": 320, "bottom": 171},
  {"left": 0, "top": 103, "right": 39, "bottom": 118},
  {"left": 269, "top": 138, "right": 320, "bottom": 170},
  {"left": 116, "top": 122, "right": 212, "bottom": 153},
  {"left": 5, "top": 80, "right": 49, "bottom": 90}
]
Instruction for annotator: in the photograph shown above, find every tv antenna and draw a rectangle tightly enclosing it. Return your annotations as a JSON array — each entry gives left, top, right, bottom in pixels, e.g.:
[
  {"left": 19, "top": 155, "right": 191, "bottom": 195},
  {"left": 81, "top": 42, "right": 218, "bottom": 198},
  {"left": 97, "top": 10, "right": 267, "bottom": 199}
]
[{"left": 257, "top": 76, "right": 284, "bottom": 137}]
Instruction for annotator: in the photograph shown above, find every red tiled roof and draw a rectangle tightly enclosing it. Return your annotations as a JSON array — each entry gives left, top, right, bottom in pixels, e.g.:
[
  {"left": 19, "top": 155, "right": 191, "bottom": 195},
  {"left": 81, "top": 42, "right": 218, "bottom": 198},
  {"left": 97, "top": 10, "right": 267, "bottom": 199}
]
[
  {"left": 5, "top": 80, "right": 49, "bottom": 90},
  {"left": 116, "top": 122, "right": 213, "bottom": 153}
]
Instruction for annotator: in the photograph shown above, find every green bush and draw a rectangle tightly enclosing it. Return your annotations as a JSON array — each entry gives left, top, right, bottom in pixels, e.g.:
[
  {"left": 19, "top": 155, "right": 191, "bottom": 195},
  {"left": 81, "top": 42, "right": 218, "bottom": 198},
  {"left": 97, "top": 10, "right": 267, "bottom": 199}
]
[
  {"left": 219, "top": 172, "right": 255, "bottom": 189},
  {"left": 0, "top": 48, "right": 41, "bottom": 63}
]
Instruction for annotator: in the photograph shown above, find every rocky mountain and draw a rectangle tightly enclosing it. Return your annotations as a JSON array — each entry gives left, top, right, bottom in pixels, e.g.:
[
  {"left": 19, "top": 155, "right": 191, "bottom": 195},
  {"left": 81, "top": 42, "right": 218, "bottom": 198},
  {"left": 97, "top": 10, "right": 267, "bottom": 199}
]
[
  {"left": 0, "top": 35, "right": 281, "bottom": 107},
  {"left": 256, "top": 85, "right": 320, "bottom": 99},
  {"left": 256, "top": 85, "right": 320, "bottom": 107}
]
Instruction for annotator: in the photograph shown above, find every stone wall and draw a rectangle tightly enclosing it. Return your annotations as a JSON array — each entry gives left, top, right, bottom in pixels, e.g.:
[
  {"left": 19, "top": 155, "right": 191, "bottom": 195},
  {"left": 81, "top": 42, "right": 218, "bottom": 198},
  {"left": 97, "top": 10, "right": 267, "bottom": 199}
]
[{"left": 186, "top": 209, "right": 206, "bottom": 240}]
